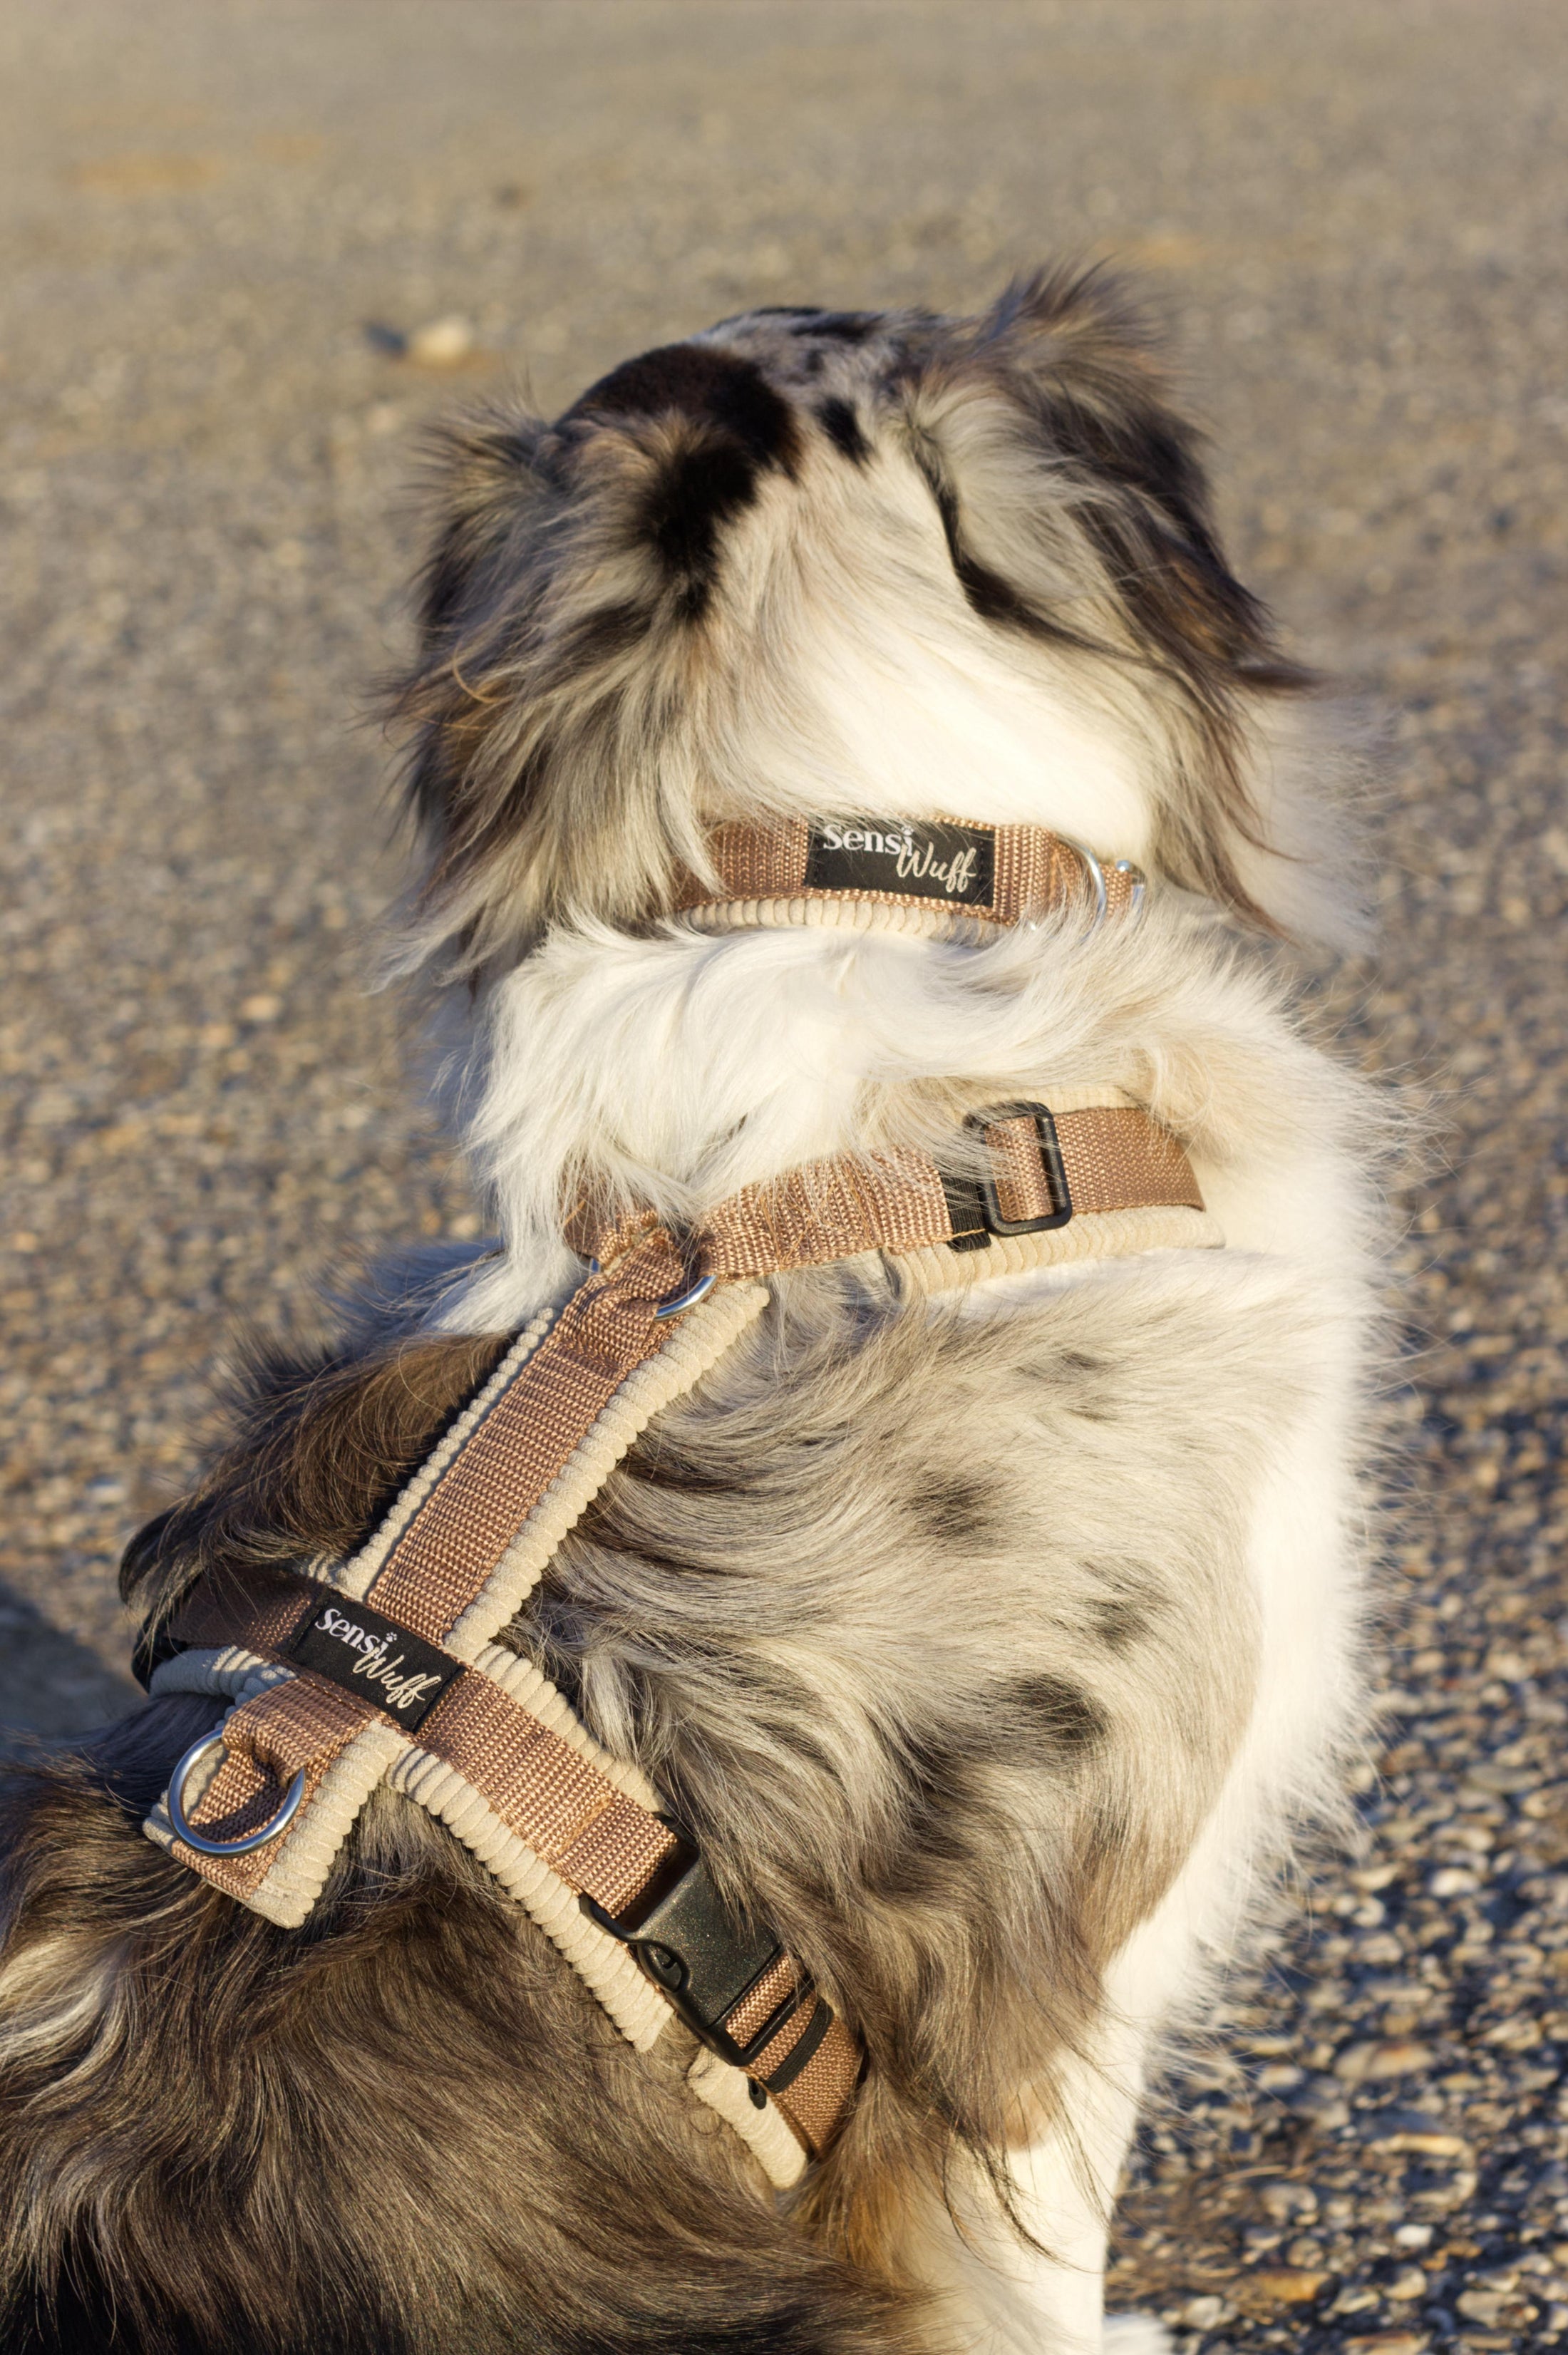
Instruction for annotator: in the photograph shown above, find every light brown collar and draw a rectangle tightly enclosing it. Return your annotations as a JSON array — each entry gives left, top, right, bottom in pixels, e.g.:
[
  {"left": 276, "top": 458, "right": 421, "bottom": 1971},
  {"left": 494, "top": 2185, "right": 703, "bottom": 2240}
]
[{"left": 674, "top": 814, "right": 1145, "bottom": 937}]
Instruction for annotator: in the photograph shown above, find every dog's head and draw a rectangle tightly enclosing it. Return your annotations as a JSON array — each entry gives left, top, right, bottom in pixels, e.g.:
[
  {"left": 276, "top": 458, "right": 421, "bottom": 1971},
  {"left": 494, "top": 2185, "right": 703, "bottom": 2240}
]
[{"left": 393, "top": 268, "right": 1339, "bottom": 980}]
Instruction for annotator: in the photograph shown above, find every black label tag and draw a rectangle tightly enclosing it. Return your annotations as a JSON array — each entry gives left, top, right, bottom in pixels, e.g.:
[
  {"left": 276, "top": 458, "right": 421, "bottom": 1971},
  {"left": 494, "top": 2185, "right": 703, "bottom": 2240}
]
[
  {"left": 804, "top": 818, "right": 995, "bottom": 907},
  {"left": 284, "top": 1594, "right": 461, "bottom": 1732}
]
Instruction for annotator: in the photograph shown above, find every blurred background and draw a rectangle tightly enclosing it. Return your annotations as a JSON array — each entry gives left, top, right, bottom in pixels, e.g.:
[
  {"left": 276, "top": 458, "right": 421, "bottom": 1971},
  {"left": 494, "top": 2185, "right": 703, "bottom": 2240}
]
[{"left": 1, "top": 1, "right": 1565, "bottom": 2346}]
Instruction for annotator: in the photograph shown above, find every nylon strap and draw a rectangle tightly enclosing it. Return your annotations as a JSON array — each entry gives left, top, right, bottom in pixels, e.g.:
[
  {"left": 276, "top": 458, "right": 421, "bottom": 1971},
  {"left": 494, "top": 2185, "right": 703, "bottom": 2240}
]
[
  {"left": 691, "top": 1106, "right": 1200, "bottom": 1274},
  {"left": 674, "top": 815, "right": 1143, "bottom": 930},
  {"left": 155, "top": 1566, "right": 860, "bottom": 2157},
  {"left": 145, "top": 1103, "right": 1204, "bottom": 2169}
]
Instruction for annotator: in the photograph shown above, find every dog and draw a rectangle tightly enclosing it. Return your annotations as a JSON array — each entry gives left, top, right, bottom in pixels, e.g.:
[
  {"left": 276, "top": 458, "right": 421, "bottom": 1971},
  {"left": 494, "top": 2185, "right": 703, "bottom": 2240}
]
[{"left": 0, "top": 269, "right": 1383, "bottom": 2354}]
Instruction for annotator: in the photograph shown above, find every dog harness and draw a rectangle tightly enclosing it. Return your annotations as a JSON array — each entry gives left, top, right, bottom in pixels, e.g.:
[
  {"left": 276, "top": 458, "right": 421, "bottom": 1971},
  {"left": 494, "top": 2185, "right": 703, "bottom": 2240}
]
[{"left": 143, "top": 817, "right": 1219, "bottom": 2187}]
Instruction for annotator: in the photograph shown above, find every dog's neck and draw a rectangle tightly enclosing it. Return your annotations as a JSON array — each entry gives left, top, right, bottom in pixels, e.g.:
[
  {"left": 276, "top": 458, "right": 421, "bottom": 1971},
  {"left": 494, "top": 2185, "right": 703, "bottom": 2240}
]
[{"left": 440, "top": 834, "right": 1195, "bottom": 1331}]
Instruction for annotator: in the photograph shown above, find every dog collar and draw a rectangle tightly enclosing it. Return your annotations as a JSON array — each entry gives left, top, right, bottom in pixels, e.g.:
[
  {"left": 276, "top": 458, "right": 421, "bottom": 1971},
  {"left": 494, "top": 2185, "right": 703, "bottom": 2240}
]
[
  {"left": 143, "top": 1100, "right": 1215, "bottom": 2185},
  {"left": 674, "top": 814, "right": 1145, "bottom": 936}
]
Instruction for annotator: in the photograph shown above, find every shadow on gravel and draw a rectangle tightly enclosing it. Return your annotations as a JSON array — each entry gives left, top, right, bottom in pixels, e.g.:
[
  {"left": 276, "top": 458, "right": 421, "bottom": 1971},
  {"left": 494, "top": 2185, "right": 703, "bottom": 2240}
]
[{"left": 0, "top": 1581, "right": 141, "bottom": 1758}]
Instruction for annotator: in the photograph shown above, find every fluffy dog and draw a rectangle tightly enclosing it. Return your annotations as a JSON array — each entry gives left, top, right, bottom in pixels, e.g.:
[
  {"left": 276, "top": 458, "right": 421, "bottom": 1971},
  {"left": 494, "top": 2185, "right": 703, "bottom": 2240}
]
[{"left": 0, "top": 270, "right": 1383, "bottom": 2354}]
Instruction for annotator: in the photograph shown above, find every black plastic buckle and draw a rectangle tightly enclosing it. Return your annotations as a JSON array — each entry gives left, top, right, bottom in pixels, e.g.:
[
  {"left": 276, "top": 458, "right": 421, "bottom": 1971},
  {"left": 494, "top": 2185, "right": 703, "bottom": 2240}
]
[
  {"left": 942, "top": 1101, "right": 1073, "bottom": 1252},
  {"left": 581, "top": 1847, "right": 800, "bottom": 2070}
]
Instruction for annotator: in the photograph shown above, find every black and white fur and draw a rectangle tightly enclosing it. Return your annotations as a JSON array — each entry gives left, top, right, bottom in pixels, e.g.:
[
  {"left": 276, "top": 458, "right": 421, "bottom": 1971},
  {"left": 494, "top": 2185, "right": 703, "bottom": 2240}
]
[{"left": 0, "top": 271, "right": 1384, "bottom": 2354}]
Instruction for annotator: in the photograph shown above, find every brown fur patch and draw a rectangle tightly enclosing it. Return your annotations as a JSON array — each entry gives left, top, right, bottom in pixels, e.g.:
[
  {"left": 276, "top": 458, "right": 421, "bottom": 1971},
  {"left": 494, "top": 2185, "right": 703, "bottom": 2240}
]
[{"left": 0, "top": 1728, "right": 905, "bottom": 2354}]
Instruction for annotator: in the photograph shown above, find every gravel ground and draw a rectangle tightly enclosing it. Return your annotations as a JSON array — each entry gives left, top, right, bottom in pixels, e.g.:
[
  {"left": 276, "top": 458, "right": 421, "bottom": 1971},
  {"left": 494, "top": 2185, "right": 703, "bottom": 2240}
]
[{"left": 3, "top": 3, "right": 1566, "bottom": 2346}]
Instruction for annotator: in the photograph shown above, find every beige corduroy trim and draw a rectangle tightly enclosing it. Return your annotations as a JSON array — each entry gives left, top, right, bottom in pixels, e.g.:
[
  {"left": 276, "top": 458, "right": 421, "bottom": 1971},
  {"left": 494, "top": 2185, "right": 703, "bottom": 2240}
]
[
  {"left": 149, "top": 1647, "right": 290, "bottom": 1701},
  {"left": 146, "top": 1713, "right": 408, "bottom": 1929},
  {"left": 683, "top": 894, "right": 999, "bottom": 947},
  {"left": 328, "top": 1304, "right": 560, "bottom": 1605},
  {"left": 146, "top": 1650, "right": 666, "bottom": 2026},
  {"left": 140, "top": 1078, "right": 1213, "bottom": 2174},
  {"left": 146, "top": 1281, "right": 770, "bottom": 1929},
  {"left": 895, "top": 1201, "right": 1222, "bottom": 1300},
  {"left": 469, "top": 1642, "right": 664, "bottom": 1813},
  {"left": 151, "top": 1639, "right": 662, "bottom": 1817},
  {"left": 443, "top": 1276, "right": 770, "bottom": 1659},
  {"left": 686, "top": 2047, "right": 810, "bottom": 2188},
  {"left": 385, "top": 1741, "right": 671, "bottom": 2047}
]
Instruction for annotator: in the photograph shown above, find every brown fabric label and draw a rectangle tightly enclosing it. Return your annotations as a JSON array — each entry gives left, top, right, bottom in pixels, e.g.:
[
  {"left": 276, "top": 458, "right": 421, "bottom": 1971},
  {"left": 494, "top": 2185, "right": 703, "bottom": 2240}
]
[
  {"left": 284, "top": 1594, "right": 462, "bottom": 1731},
  {"left": 804, "top": 818, "right": 995, "bottom": 907}
]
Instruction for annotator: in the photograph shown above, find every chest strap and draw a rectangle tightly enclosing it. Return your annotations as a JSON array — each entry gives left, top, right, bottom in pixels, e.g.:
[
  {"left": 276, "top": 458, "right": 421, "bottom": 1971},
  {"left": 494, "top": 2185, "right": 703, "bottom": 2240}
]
[{"left": 143, "top": 1101, "right": 1210, "bottom": 2179}]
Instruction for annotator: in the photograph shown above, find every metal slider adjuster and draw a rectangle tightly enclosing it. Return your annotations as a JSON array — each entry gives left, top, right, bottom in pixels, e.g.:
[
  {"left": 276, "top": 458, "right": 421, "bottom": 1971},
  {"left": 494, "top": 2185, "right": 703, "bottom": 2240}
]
[
  {"left": 942, "top": 1101, "right": 1074, "bottom": 1253},
  {"left": 580, "top": 1848, "right": 803, "bottom": 2072}
]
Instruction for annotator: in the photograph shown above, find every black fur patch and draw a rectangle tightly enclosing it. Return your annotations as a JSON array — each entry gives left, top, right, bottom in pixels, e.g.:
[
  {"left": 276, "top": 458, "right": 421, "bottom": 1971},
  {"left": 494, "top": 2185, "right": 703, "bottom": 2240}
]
[
  {"left": 557, "top": 601, "right": 651, "bottom": 667},
  {"left": 925, "top": 465, "right": 1068, "bottom": 640},
  {"left": 907, "top": 1474, "right": 997, "bottom": 1549},
  {"left": 790, "top": 311, "right": 877, "bottom": 343},
  {"left": 575, "top": 342, "right": 801, "bottom": 473},
  {"left": 1090, "top": 1594, "right": 1152, "bottom": 1652},
  {"left": 1011, "top": 1674, "right": 1108, "bottom": 1753},
  {"left": 575, "top": 344, "right": 802, "bottom": 617},
  {"left": 816, "top": 398, "right": 871, "bottom": 464},
  {"left": 907, "top": 444, "right": 1089, "bottom": 649},
  {"left": 639, "top": 440, "right": 765, "bottom": 618}
]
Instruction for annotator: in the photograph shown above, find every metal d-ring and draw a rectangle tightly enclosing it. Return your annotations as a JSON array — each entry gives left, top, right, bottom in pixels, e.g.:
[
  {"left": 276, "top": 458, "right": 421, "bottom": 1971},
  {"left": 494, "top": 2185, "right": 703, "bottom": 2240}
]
[
  {"left": 1063, "top": 838, "right": 1108, "bottom": 935},
  {"left": 587, "top": 1253, "right": 716, "bottom": 1319},
  {"left": 1112, "top": 857, "right": 1147, "bottom": 920},
  {"left": 166, "top": 1731, "right": 306, "bottom": 1857},
  {"left": 654, "top": 1271, "right": 717, "bottom": 1319}
]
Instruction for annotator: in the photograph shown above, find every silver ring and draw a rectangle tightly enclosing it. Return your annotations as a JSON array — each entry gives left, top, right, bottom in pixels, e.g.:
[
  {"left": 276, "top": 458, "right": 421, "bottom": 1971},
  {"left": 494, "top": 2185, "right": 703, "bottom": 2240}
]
[
  {"left": 166, "top": 1731, "right": 306, "bottom": 1857},
  {"left": 588, "top": 1254, "right": 716, "bottom": 1319},
  {"left": 1112, "top": 857, "right": 1147, "bottom": 920},
  {"left": 1063, "top": 838, "right": 1108, "bottom": 935},
  {"left": 654, "top": 1272, "right": 717, "bottom": 1319}
]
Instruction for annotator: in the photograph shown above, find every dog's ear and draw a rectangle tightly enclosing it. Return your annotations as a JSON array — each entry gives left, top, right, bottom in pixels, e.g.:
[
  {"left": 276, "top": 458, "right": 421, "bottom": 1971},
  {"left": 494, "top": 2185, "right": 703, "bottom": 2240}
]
[
  {"left": 389, "top": 382, "right": 758, "bottom": 979},
  {"left": 393, "top": 408, "right": 552, "bottom": 913},
  {"left": 899, "top": 268, "right": 1320, "bottom": 932},
  {"left": 391, "top": 403, "right": 681, "bottom": 974},
  {"left": 414, "top": 408, "right": 552, "bottom": 637}
]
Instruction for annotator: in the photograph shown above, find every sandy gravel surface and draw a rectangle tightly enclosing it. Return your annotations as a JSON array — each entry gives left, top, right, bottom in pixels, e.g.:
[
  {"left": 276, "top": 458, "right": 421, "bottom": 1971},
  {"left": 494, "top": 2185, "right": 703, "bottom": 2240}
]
[{"left": 2, "top": 3, "right": 1566, "bottom": 2346}]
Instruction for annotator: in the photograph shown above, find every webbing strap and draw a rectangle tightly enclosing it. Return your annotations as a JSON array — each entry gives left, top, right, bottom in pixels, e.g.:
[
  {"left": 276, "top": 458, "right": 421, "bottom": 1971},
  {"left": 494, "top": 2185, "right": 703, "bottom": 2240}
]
[
  {"left": 372, "top": 1228, "right": 691, "bottom": 1646},
  {"left": 145, "top": 1101, "right": 1205, "bottom": 2168},
  {"left": 150, "top": 1243, "right": 763, "bottom": 1913},
  {"left": 673, "top": 815, "right": 1144, "bottom": 930},
  {"left": 155, "top": 1568, "right": 858, "bottom": 2157},
  {"left": 693, "top": 1106, "right": 1200, "bottom": 1275}
]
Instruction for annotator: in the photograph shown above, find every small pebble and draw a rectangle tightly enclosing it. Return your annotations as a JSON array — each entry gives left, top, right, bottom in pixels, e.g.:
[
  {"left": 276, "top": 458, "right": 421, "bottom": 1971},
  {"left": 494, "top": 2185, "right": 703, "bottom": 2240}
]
[
  {"left": 1334, "top": 2041, "right": 1438, "bottom": 2083},
  {"left": 406, "top": 315, "right": 475, "bottom": 366},
  {"left": 1251, "top": 2267, "right": 1326, "bottom": 2302}
]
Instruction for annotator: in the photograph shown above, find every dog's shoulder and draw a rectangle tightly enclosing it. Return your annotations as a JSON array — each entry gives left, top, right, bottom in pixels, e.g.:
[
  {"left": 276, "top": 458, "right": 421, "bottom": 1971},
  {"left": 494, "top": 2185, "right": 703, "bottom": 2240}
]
[{"left": 119, "top": 1314, "right": 513, "bottom": 1626}]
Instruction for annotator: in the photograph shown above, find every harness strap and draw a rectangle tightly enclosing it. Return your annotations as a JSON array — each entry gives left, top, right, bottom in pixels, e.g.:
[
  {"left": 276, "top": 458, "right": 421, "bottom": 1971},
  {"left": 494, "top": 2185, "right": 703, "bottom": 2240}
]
[
  {"left": 145, "top": 1100, "right": 1207, "bottom": 2174},
  {"left": 695, "top": 1104, "right": 1200, "bottom": 1273},
  {"left": 674, "top": 815, "right": 1144, "bottom": 932},
  {"left": 155, "top": 1564, "right": 861, "bottom": 2158}
]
